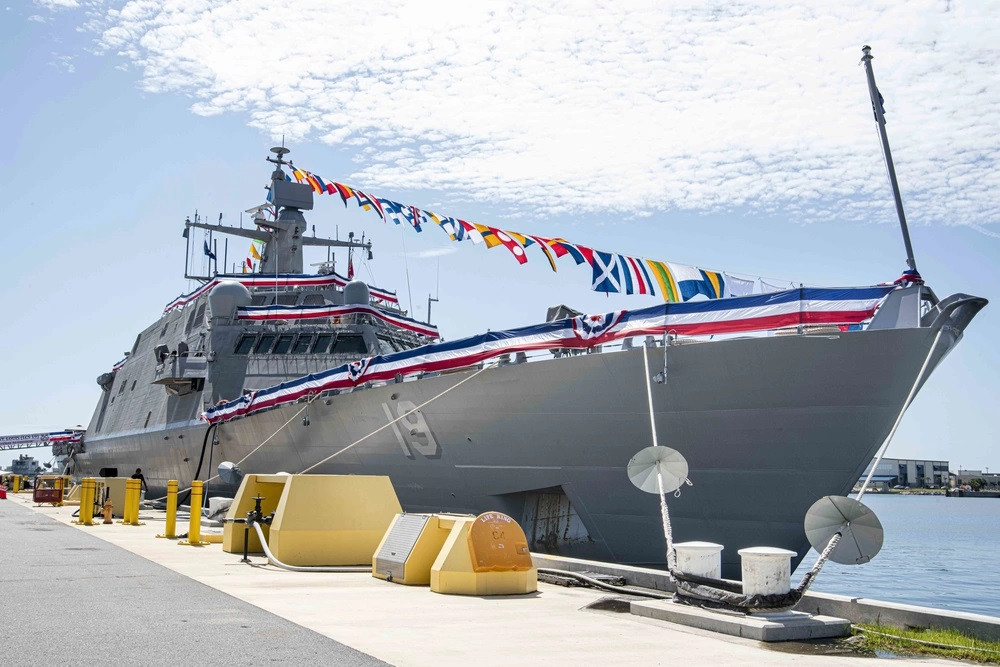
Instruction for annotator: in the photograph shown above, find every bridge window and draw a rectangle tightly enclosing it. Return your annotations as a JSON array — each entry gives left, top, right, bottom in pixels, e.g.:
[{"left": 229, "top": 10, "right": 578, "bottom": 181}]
[
  {"left": 276, "top": 294, "right": 298, "bottom": 306},
  {"left": 378, "top": 337, "right": 402, "bottom": 354},
  {"left": 250, "top": 295, "right": 269, "bottom": 306},
  {"left": 331, "top": 334, "right": 368, "bottom": 356},
  {"left": 235, "top": 335, "right": 256, "bottom": 355},
  {"left": 292, "top": 335, "right": 312, "bottom": 354},
  {"left": 273, "top": 335, "right": 294, "bottom": 354},
  {"left": 311, "top": 334, "right": 333, "bottom": 354},
  {"left": 254, "top": 334, "right": 276, "bottom": 354}
]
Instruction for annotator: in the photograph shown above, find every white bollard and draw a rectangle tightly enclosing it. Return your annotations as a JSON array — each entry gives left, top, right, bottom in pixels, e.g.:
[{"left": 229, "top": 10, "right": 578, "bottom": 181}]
[
  {"left": 673, "top": 541, "right": 724, "bottom": 579},
  {"left": 737, "top": 547, "right": 797, "bottom": 596}
]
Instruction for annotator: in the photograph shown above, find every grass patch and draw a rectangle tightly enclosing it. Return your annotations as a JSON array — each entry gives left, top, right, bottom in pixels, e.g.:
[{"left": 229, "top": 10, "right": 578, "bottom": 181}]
[{"left": 853, "top": 624, "right": 1000, "bottom": 663}]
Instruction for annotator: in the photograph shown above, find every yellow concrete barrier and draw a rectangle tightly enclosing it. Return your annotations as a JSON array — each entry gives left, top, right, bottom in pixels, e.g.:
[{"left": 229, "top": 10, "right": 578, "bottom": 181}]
[
  {"left": 102, "top": 478, "right": 128, "bottom": 518},
  {"left": 63, "top": 483, "right": 81, "bottom": 506},
  {"left": 179, "top": 481, "right": 208, "bottom": 546},
  {"left": 223, "top": 474, "right": 402, "bottom": 566},
  {"left": 430, "top": 512, "right": 537, "bottom": 596},
  {"left": 157, "top": 480, "right": 179, "bottom": 539}
]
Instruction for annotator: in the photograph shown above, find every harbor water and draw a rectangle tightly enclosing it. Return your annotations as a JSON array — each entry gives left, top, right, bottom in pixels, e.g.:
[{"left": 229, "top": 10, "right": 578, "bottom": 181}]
[{"left": 793, "top": 494, "right": 1000, "bottom": 618}]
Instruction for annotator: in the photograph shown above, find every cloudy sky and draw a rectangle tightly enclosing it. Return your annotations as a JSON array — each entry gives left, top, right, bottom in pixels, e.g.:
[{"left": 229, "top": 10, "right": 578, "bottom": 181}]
[{"left": 2, "top": 0, "right": 997, "bottom": 471}]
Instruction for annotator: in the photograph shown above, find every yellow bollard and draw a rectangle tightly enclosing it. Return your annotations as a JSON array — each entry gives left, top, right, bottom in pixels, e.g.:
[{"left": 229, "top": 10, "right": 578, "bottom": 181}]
[
  {"left": 120, "top": 479, "right": 133, "bottom": 524},
  {"left": 179, "top": 481, "right": 207, "bottom": 546},
  {"left": 124, "top": 479, "right": 134, "bottom": 524},
  {"left": 124, "top": 478, "right": 144, "bottom": 526},
  {"left": 157, "top": 480, "right": 179, "bottom": 539},
  {"left": 55, "top": 477, "right": 65, "bottom": 507},
  {"left": 76, "top": 478, "right": 94, "bottom": 526},
  {"left": 12, "top": 475, "right": 21, "bottom": 494}
]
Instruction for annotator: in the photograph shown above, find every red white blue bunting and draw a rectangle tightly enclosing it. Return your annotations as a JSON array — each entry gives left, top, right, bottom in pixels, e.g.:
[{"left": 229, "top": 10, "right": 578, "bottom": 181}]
[
  {"left": 202, "top": 285, "right": 894, "bottom": 425},
  {"left": 237, "top": 303, "right": 440, "bottom": 339},
  {"left": 163, "top": 273, "right": 399, "bottom": 314}
]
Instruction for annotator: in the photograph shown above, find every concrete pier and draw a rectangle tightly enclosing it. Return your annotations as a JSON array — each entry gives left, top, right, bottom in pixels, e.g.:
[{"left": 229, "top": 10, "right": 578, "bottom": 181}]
[{"left": 1, "top": 493, "right": 956, "bottom": 666}]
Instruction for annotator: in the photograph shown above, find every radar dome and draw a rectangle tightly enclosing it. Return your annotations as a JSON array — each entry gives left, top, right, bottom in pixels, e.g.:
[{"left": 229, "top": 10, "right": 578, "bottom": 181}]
[
  {"left": 208, "top": 281, "right": 252, "bottom": 319},
  {"left": 344, "top": 281, "right": 371, "bottom": 305}
]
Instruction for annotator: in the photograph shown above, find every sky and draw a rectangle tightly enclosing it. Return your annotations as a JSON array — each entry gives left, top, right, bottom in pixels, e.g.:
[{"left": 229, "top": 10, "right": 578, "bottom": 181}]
[{"left": 1, "top": 0, "right": 997, "bottom": 472}]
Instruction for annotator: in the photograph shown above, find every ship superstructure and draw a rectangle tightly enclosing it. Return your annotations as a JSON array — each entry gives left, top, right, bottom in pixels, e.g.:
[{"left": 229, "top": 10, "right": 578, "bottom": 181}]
[{"left": 82, "top": 148, "right": 432, "bottom": 479}]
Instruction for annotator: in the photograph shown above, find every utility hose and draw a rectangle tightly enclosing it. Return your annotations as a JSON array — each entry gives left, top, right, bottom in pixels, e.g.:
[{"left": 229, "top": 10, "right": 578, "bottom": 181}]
[
  {"left": 537, "top": 568, "right": 671, "bottom": 600},
  {"left": 251, "top": 521, "right": 371, "bottom": 573}
]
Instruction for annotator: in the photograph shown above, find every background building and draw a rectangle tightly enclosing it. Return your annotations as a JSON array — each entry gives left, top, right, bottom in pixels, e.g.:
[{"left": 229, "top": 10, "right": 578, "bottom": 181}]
[
  {"left": 952, "top": 469, "right": 1000, "bottom": 489},
  {"left": 859, "top": 457, "right": 950, "bottom": 489}
]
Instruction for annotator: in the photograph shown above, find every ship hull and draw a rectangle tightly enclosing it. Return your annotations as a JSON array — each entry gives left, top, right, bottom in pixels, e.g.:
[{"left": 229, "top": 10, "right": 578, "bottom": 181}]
[{"left": 77, "top": 321, "right": 961, "bottom": 577}]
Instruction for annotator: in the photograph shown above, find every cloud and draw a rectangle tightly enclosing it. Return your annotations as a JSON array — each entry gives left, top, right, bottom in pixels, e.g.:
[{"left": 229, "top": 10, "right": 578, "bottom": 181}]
[
  {"left": 66, "top": 1, "right": 1000, "bottom": 232},
  {"left": 51, "top": 53, "right": 75, "bottom": 73},
  {"left": 408, "top": 247, "right": 458, "bottom": 260},
  {"left": 33, "top": 0, "right": 79, "bottom": 9}
]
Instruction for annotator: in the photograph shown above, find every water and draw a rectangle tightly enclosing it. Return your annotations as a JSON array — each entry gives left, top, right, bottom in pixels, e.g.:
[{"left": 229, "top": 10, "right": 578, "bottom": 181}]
[{"left": 792, "top": 494, "right": 1000, "bottom": 618}]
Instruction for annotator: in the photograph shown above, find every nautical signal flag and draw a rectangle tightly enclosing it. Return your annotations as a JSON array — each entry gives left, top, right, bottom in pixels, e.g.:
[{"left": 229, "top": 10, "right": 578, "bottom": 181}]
[
  {"left": 291, "top": 165, "right": 745, "bottom": 303},
  {"left": 204, "top": 240, "right": 216, "bottom": 260}
]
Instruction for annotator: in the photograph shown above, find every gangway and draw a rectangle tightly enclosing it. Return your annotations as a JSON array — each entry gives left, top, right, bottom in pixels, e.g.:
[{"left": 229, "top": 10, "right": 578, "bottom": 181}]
[{"left": 0, "top": 430, "right": 84, "bottom": 452}]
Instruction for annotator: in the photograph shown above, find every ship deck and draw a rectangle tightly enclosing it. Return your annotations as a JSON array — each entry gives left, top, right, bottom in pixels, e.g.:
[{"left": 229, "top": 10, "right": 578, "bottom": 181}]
[{"left": 2, "top": 493, "right": 955, "bottom": 666}]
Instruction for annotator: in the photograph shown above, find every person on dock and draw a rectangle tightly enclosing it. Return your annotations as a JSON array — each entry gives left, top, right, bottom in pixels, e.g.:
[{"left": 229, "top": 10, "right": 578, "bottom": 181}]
[{"left": 131, "top": 467, "right": 148, "bottom": 494}]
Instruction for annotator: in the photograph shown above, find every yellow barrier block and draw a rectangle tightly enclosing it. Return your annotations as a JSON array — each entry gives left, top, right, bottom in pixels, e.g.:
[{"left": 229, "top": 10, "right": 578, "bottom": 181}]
[
  {"left": 63, "top": 483, "right": 81, "bottom": 506},
  {"left": 430, "top": 512, "right": 537, "bottom": 596},
  {"left": 102, "top": 478, "right": 128, "bottom": 519},
  {"left": 223, "top": 474, "right": 402, "bottom": 566},
  {"left": 372, "top": 513, "right": 463, "bottom": 585}
]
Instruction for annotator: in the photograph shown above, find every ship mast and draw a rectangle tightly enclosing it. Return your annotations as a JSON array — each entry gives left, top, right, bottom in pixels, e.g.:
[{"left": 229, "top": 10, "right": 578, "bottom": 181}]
[
  {"left": 183, "top": 146, "right": 372, "bottom": 278},
  {"left": 861, "top": 45, "right": 918, "bottom": 273}
]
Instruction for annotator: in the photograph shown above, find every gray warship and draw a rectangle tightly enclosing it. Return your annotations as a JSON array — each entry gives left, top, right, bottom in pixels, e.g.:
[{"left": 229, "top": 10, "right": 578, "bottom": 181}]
[{"left": 64, "top": 145, "right": 986, "bottom": 577}]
